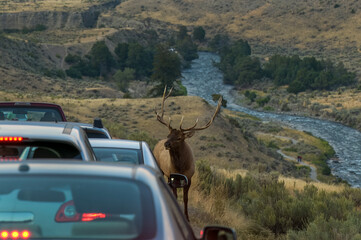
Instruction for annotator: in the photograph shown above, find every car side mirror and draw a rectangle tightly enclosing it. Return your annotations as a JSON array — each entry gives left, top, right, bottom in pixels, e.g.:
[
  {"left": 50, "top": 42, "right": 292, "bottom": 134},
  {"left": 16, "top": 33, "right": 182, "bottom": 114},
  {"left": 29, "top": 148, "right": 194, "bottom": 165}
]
[
  {"left": 200, "top": 226, "right": 237, "bottom": 240},
  {"left": 169, "top": 173, "right": 188, "bottom": 188}
]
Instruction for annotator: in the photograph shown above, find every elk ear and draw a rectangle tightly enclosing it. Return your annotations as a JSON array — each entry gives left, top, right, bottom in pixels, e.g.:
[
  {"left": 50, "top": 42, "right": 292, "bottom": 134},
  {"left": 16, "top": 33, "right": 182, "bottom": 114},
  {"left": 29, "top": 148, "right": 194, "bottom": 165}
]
[{"left": 184, "top": 131, "right": 195, "bottom": 139}]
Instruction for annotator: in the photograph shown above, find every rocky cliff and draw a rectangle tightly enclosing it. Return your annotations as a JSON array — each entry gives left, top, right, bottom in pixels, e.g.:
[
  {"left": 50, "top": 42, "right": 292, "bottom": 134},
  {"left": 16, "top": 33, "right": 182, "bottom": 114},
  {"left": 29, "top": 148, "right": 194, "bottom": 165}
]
[{"left": 0, "top": 0, "right": 121, "bottom": 30}]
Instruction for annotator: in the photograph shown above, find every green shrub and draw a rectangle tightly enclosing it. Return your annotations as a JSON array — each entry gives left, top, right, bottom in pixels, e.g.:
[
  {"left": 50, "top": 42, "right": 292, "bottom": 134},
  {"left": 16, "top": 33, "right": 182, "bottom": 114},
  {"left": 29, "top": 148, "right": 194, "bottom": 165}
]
[
  {"left": 196, "top": 163, "right": 361, "bottom": 237},
  {"left": 267, "top": 141, "right": 279, "bottom": 149},
  {"left": 256, "top": 96, "right": 271, "bottom": 107},
  {"left": 245, "top": 90, "right": 257, "bottom": 102}
]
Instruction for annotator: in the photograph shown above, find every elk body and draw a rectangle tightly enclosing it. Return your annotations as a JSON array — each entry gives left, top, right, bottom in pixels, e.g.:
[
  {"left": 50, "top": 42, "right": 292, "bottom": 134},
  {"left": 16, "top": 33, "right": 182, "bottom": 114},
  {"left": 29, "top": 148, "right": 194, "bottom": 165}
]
[{"left": 153, "top": 87, "right": 222, "bottom": 221}]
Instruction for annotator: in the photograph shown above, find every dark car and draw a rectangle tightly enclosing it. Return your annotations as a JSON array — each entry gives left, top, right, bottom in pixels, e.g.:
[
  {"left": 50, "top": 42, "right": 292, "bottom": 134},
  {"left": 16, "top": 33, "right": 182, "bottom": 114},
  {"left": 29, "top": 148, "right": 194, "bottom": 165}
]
[
  {"left": 0, "top": 161, "right": 236, "bottom": 240},
  {"left": 0, "top": 121, "right": 96, "bottom": 161},
  {"left": 0, "top": 102, "right": 67, "bottom": 122},
  {"left": 65, "top": 118, "right": 112, "bottom": 139}
]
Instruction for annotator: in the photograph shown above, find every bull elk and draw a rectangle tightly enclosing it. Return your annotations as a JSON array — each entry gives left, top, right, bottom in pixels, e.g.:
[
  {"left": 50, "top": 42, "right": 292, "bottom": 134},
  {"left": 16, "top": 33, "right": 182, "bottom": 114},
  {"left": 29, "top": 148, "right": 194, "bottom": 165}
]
[{"left": 153, "top": 87, "right": 222, "bottom": 221}]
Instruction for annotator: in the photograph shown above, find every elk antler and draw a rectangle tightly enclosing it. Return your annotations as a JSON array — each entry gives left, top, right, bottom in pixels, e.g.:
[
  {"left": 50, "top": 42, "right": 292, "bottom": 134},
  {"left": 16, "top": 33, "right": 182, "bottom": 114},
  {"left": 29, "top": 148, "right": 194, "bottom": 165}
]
[
  {"left": 155, "top": 86, "right": 173, "bottom": 129},
  {"left": 180, "top": 96, "right": 222, "bottom": 132}
]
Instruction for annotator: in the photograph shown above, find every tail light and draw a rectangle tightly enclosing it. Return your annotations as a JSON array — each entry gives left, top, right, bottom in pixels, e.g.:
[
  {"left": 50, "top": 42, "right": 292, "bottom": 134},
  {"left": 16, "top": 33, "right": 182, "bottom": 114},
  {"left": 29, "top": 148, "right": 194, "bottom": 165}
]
[
  {"left": 0, "top": 230, "right": 30, "bottom": 239},
  {"left": 55, "top": 200, "right": 80, "bottom": 222},
  {"left": 55, "top": 200, "right": 106, "bottom": 222},
  {"left": 0, "top": 137, "right": 24, "bottom": 142},
  {"left": 0, "top": 158, "right": 20, "bottom": 162},
  {"left": 81, "top": 213, "right": 106, "bottom": 222}
]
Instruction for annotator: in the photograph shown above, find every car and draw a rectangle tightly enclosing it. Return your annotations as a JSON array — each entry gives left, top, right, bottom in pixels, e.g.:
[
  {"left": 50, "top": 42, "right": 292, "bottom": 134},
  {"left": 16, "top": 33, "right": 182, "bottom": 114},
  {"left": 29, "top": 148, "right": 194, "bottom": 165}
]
[
  {"left": 0, "top": 102, "right": 67, "bottom": 122},
  {"left": 0, "top": 161, "right": 237, "bottom": 240},
  {"left": 89, "top": 138, "right": 161, "bottom": 171},
  {"left": 65, "top": 118, "right": 112, "bottom": 139},
  {"left": 0, "top": 102, "right": 111, "bottom": 139},
  {"left": 0, "top": 121, "right": 96, "bottom": 161}
]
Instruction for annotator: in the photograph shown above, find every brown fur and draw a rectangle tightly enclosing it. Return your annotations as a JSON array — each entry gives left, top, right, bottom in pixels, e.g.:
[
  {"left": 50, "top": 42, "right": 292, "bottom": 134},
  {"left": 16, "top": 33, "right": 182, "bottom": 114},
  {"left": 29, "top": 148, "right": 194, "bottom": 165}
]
[{"left": 153, "top": 138, "right": 195, "bottom": 180}]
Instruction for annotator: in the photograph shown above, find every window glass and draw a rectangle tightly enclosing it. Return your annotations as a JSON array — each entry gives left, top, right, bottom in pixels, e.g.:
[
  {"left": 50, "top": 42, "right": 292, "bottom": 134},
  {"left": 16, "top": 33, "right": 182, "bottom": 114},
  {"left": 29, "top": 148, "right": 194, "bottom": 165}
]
[
  {"left": 0, "top": 176, "right": 156, "bottom": 239},
  {"left": 0, "top": 142, "right": 81, "bottom": 161},
  {"left": 93, "top": 148, "right": 141, "bottom": 164},
  {"left": 0, "top": 107, "right": 63, "bottom": 121}
]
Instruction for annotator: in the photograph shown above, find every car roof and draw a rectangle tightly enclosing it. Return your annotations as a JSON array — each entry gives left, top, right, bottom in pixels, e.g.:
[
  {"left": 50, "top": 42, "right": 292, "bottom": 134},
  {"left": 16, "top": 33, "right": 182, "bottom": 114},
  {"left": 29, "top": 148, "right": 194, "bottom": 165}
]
[
  {"left": 89, "top": 138, "right": 141, "bottom": 149},
  {"left": 0, "top": 161, "right": 160, "bottom": 181},
  {"left": 64, "top": 121, "right": 112, "bottom": 139},
  {"left": 0, "top": 121, "right": 83, "bottom": 141},
  {"left": 0, "top": 102, "right": 63, "bottom": 108}
]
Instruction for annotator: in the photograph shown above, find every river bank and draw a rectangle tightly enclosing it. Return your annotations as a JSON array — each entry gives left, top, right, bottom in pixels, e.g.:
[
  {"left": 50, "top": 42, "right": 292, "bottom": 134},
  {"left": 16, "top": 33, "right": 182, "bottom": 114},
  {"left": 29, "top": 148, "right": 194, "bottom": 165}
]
[
  {"left": 232, "top": 83, "right": 361, "bottom": 133},
  {"left": 182, "top": 52, "right": 361, "bottom": 188}
]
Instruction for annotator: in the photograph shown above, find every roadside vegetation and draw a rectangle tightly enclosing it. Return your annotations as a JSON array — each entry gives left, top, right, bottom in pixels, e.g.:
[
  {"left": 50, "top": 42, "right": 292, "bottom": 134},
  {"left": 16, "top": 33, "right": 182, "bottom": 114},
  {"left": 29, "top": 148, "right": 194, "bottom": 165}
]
[{"left": 192, "top": 162, "right": 361, "bottom": 239}]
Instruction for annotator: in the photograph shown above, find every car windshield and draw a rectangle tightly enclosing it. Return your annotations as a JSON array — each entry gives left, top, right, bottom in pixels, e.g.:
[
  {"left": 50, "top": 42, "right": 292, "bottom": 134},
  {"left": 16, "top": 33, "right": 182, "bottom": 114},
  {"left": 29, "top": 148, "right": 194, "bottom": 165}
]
[
  {"left": 0, "top": 142, "right": 81, "bottom": 161},
  {"left": 0, "top": 175, "right": 156, "bottom": 239},
  {"left": 0, "top": 107, "right": 62, "bottom": 122},
  {"left": 93, "top": 148, "right": 141, "bottom": 164}
]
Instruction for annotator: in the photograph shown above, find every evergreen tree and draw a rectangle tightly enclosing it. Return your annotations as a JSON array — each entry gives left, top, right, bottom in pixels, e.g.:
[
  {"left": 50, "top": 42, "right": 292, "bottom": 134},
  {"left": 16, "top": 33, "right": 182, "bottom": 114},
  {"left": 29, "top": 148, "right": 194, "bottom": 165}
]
[
  {"left": 126, "top": 43, "right": 154, "bottom": 78},
  {"left": 113, "top": 68, "right": 135, "bottom": 92},
  {"left": 114, "top": 42, "right": 129, "bottom": 70},
  {"left": 193, "top": 26, "right": 206, "bottom": 42},
  {"left": 177, "top": 26, "right": 188, "bottom": 41},
  {"left": 151, "top": 45, "right": 181, "bottom": 95},
  {"left": 176, "top": 37, "right": 198, "bottom": 62},
  {"left": 88, "top": 41, "right": 114, "bottom": 77}
]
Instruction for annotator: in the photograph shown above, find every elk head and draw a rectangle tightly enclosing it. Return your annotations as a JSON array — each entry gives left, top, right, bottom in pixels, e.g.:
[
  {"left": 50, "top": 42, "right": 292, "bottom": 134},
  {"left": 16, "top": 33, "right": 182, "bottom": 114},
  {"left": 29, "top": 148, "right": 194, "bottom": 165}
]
[{"left": 155, "top": 87, "right": 222, "bottom": 148}]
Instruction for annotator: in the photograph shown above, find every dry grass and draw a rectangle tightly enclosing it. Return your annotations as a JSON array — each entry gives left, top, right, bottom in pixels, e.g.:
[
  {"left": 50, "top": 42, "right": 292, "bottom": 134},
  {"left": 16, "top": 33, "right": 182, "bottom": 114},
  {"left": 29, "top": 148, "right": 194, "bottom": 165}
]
[
  {"left": 189, "top": 170, "right": 251, "bottom": 237},
  {"left": 279, "top": 176, "right": 345, "bottom": 193},
  {"left": 214, "top": 167, "right": 345, "bottom": 193},
  {"left": 310, "top": 89, "right": 361, "bottom": 110},
  {"left": 0, "top": 91, "right": 256, "bottom": 170}
]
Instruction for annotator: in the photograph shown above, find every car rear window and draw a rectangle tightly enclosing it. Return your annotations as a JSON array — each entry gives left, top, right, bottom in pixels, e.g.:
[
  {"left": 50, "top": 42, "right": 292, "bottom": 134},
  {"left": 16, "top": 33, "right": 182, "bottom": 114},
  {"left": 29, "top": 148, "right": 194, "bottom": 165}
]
[
  {"left": 0, "top": 141, "right": 82, "bottom": 161},
  {"left": 93, "top": 148, "right": 141, "bottom": 164},
  {"left": 0, "top": 175, "right": 156, "bottom": 239},
  {"left": 0, "top": 107, "right": 63, "bottom": 122}
]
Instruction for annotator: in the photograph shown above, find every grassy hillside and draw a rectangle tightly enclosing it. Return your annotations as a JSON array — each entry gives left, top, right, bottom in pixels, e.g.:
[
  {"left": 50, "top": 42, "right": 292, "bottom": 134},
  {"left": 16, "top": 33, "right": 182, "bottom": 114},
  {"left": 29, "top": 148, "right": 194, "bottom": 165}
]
[
  {"left": 113, "top": 0, "right": 361, "bottom": 73},
  {"left": 2, "top": 0, "right": 361, "bottom": 72},
  {"left": 0, "top": 91, "right": 357, "bottom": 239}
]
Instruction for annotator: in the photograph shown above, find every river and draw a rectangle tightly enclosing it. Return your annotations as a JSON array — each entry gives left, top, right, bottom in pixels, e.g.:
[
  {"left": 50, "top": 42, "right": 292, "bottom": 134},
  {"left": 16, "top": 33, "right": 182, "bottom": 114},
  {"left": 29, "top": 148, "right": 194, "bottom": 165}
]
[{"left": 182, "top": 52, "right": 361, "bottom": 188}]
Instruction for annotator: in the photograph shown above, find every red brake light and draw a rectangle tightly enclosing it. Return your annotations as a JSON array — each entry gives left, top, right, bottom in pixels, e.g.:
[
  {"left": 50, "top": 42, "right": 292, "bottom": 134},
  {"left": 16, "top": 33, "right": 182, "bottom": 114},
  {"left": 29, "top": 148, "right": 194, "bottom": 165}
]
[
  {"left": 81, "top": 213, "right": 106, "bottom": 222},
  {"left": 21, "top": 231, "right": 30, "bottom": 239},
  {"left": 0, "top": 137, "right": 23, "bottom": 142},
  {"left": 200, "top": 229, "right": 204, "bottom": 238},
  {"left": 0, "top": 230, "right": 30, "bottom": 239},
  {"left": 10, "top": 231, "right": 19, "bottom": 239},
  {"left": 1, "top": 231, "right": 8, "bottom": 239}
]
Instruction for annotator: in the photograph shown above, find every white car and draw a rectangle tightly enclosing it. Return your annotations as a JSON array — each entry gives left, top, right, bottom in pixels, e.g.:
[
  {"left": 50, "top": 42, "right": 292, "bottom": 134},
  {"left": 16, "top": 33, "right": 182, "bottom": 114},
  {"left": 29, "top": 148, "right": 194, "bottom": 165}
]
[{"left": 89, "top": 138, "right": 161, "bottom": 172}]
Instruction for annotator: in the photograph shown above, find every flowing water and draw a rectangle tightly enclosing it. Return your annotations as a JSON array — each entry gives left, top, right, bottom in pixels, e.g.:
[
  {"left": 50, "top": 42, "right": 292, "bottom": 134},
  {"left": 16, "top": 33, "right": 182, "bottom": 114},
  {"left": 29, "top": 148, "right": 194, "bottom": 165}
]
[{"left": 182, "top": 52, "right": 361, "bottom": 188}]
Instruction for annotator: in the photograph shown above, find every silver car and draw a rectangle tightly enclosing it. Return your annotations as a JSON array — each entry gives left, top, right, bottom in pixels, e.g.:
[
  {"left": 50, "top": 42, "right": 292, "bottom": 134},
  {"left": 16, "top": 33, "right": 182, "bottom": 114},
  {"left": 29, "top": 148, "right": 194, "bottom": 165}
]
[
  {"left": 90, "top": 138, "right": 161, "bottom": 172},
  {"left": 0, "top": 121, "right": 96, "bottom": 161},
  {"left": 0, "top": 161, "right": 236, "bottom": 240}
]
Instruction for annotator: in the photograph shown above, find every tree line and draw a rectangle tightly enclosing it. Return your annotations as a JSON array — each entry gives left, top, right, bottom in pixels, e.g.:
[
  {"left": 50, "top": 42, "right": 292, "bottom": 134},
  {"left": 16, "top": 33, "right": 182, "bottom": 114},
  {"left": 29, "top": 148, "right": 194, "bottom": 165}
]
[
  {"left": 217, "top": 39, "right": 356, "bottom": 93},
  {"left": 64, "top": 26, "right": 201, "bottom": 96}
]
